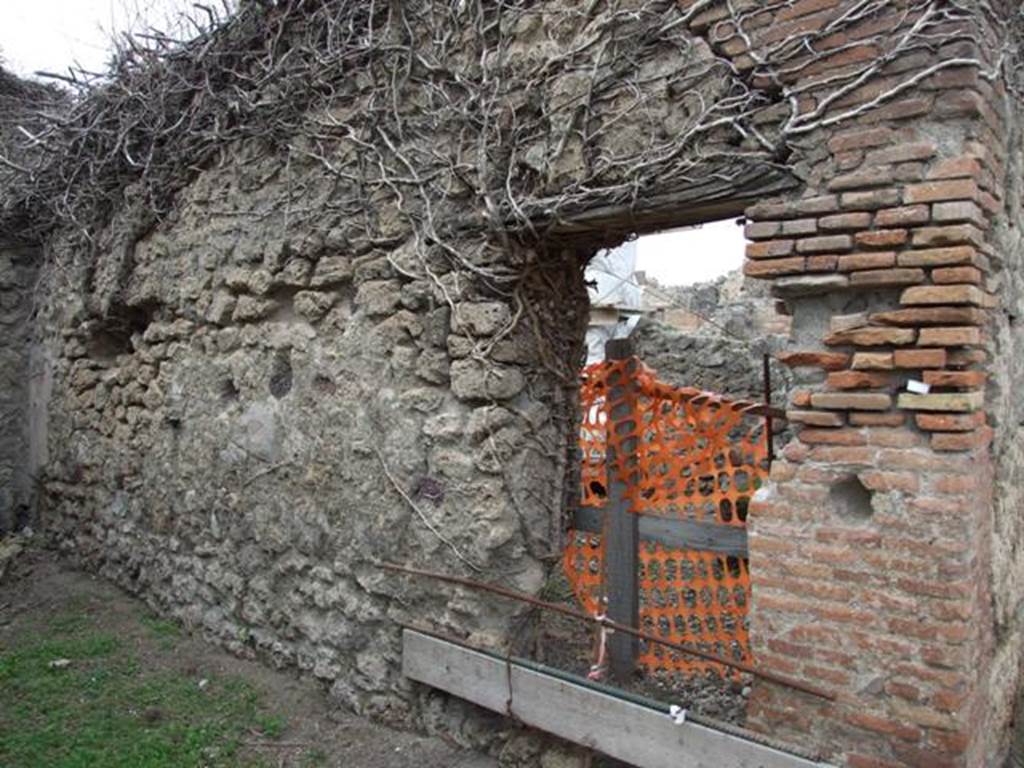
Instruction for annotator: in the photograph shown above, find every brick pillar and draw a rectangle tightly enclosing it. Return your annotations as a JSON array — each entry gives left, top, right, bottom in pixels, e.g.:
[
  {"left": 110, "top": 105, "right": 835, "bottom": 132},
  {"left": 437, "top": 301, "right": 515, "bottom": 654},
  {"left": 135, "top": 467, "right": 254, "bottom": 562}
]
[{"left": 740, "top": 123, "right": 1005, "bottom": 768}]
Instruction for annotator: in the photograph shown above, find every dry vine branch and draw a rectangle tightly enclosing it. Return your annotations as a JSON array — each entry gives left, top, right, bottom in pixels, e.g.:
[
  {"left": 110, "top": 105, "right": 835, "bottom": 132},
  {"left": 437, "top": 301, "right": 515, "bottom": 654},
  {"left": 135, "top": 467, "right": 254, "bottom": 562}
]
[
  {"left": 373, "top": 447, "right": 483, "bottom": 573},
  {"left": 0, "top": 2, "right": 1019, "bottom": 557},
  {"left": 0, "top": 0, "right": 1011, "bottom": 254}
]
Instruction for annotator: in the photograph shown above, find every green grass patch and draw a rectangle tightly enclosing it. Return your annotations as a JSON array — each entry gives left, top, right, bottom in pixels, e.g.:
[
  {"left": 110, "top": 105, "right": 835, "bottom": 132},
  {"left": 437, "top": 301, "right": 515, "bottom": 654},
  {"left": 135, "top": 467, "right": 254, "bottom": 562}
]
[
  {"left": 301, "top": 748, "right": 329, "bottom": 767},
  {"left": 252, "top": 713, "right": 286, "bottom": 739},
  {"left": 0, "top": 609, "right": 287, "bottom": 767},
  {"left": 140, "top": 613, "right": 183, "bottom": 650}
]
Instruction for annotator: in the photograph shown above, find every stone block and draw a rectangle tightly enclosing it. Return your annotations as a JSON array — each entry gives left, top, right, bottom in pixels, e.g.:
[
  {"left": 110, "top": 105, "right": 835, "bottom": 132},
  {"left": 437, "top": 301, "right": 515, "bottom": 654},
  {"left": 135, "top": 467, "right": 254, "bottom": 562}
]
[
  {"left": 294, "top": 291, "right": 337, "bottom": 323},
  {"left": 772, "top": 274, "right": 849, "bottom": 296},
  {"left": 309, "top": 256, "right": 353, "bottom": 288},
  {"left": 897, "top": 391, "right": 984, "bottom": 412},
  {"left": 206, "top": 291, "right": 236, "bottom": 326},
  {"left": 276, "top": 258, "right": 313, "bottom": 287},
  {"left": 232, "top": 295, "right": 276, "bottom": 322},
  {"left": 450, "top": 359, "right": 525, "bottom": 401},
  {"left": 354, "top": 279, "right": 402, "bottom": 316},
  {"left": 453, "top": 302, "right": 512, "bottom": 337},
  {"left": 415, "top": 349, "right": 451, "bottom": 385}
]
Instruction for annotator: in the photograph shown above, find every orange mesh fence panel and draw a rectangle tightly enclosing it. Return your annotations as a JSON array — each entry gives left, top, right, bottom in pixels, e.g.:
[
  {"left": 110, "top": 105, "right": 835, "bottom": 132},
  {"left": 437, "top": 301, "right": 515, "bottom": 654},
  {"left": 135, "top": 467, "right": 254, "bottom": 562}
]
[{"left": 563, "top": 357, "right": 769, "bottom": 677}]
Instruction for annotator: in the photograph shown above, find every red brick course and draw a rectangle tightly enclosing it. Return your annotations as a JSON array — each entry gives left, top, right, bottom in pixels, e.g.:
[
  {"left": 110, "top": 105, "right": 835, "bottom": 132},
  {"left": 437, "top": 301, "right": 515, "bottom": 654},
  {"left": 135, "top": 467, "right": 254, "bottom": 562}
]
[{"left": 725, "top": 2, "right": 1006, "bottom": 764}]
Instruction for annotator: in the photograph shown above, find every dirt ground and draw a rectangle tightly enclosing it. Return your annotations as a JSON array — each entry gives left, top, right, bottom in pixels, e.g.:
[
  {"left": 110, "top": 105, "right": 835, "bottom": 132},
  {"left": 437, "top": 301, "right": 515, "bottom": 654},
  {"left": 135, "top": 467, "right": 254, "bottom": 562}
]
[
  {"left": 526, "top": 572, "right": 749, "bottom": 726},
  {"left": 0, "top": 544, "right": 496, "bottom": 768}
]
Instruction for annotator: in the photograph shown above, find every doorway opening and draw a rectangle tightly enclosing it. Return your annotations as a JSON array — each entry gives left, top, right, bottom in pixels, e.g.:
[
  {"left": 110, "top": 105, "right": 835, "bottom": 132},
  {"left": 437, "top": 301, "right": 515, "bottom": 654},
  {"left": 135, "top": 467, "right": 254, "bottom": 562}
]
[{"left": 505, "top": 211, "right": 798, "bottom": 735}]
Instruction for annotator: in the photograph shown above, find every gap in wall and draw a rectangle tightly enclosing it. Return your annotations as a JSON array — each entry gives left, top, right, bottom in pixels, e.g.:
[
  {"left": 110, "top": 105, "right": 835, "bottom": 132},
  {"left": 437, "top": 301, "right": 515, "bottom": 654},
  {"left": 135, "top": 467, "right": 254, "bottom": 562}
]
[{"left": 584, "top": 217, "right": 751, "bottom": 365}]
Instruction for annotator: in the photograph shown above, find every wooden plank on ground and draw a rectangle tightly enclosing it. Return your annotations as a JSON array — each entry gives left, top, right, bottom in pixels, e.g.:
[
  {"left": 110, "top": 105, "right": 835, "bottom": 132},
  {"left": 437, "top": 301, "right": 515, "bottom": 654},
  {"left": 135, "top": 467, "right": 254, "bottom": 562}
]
[{"left": 402, "top": 629, "right": 831, "bottom": 768}]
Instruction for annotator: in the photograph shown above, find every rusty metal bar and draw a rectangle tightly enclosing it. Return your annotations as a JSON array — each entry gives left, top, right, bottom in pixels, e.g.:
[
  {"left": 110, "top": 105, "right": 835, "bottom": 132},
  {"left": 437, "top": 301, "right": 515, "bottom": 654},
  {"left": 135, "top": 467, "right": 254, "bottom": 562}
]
[
  {"left": 378, "top": 561, "right": 836, "bottom": 702},
  {"left": 762, "top": 353, "right": 775, "bottom": 466}
]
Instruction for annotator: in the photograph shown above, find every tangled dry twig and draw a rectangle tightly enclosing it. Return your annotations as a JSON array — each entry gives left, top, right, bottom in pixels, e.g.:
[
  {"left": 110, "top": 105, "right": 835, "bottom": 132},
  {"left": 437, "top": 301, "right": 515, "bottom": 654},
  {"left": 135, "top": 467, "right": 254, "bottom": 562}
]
[
  {"left": 0, "top": 0, "right": 1014, "bottom": 389},
  {"left": 0, "top": 1, "right": 1007, "bottom": 248}
]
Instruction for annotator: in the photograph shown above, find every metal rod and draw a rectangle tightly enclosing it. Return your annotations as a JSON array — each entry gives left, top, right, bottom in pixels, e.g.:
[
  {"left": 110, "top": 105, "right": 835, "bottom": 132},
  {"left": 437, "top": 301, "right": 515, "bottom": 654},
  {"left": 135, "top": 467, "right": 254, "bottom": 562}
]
[
  {"left": 378, "top": 561, "right": 836, "bottom": 701},
  {"left": 762, "top": 353, "right": 776, "bottom": 466}
]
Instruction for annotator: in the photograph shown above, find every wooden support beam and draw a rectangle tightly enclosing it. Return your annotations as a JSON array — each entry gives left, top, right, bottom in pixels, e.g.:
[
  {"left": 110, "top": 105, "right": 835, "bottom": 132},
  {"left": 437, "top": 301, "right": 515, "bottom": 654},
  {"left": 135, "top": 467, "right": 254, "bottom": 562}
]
[
  {"left": 529, "top": 166, "right": 799, "bottom": 238},
  {"left": 572, "top": 507, "right": 749, "bottom": 558},
  {"left": 603, "top": 338, "right": 639, "bottom": 683},
  {"left": 402, "top": 629, "right": 832, "bottom": 768}
]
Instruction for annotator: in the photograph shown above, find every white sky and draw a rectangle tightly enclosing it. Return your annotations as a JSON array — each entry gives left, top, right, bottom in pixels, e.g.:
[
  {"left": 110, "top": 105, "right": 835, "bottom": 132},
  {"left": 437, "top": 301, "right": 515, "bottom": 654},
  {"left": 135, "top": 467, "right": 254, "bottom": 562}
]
[
  {"left": 637, "top": 218, "right": 745, "bottom": 286},
  {"left": 1, "top": 3, "right": 745, "bottom": 288},
  {"left": 0, "top": 0, "right": 204, "bottom": 77}
]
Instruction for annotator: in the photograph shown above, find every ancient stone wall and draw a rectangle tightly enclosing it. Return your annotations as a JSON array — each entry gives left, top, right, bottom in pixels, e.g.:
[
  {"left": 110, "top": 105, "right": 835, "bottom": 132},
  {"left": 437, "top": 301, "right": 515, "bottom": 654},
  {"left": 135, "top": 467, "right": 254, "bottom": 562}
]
[
  {"left": 35, "top": 155, "right": 589, "bottom": 735},
  {"left": 5, "top": 1, "right": 1022, "bottom": 765},
  {"left": 0, "top": 244, "right": 39, "bottom": 533},
  {"left": 634, "top": 270, "right": 792, "bottom": 404},
  {"left": 986, "top": 83, "right": 1024, "bottom": 764}
]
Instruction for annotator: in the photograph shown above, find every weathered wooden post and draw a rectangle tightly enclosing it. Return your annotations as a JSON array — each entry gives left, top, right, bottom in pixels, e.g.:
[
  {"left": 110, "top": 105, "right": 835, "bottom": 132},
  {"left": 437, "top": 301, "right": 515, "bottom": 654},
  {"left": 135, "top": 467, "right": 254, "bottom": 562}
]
[{"left": 603, "top": 337, "right": 639, "bottom": 683}]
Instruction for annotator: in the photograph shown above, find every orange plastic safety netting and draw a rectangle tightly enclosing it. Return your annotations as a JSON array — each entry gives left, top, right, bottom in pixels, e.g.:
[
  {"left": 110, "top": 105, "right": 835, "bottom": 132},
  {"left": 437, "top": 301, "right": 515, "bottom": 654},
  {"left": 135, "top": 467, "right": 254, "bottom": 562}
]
[{"left": 564, "top": 356, "right": 769, "bottom": 678}]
